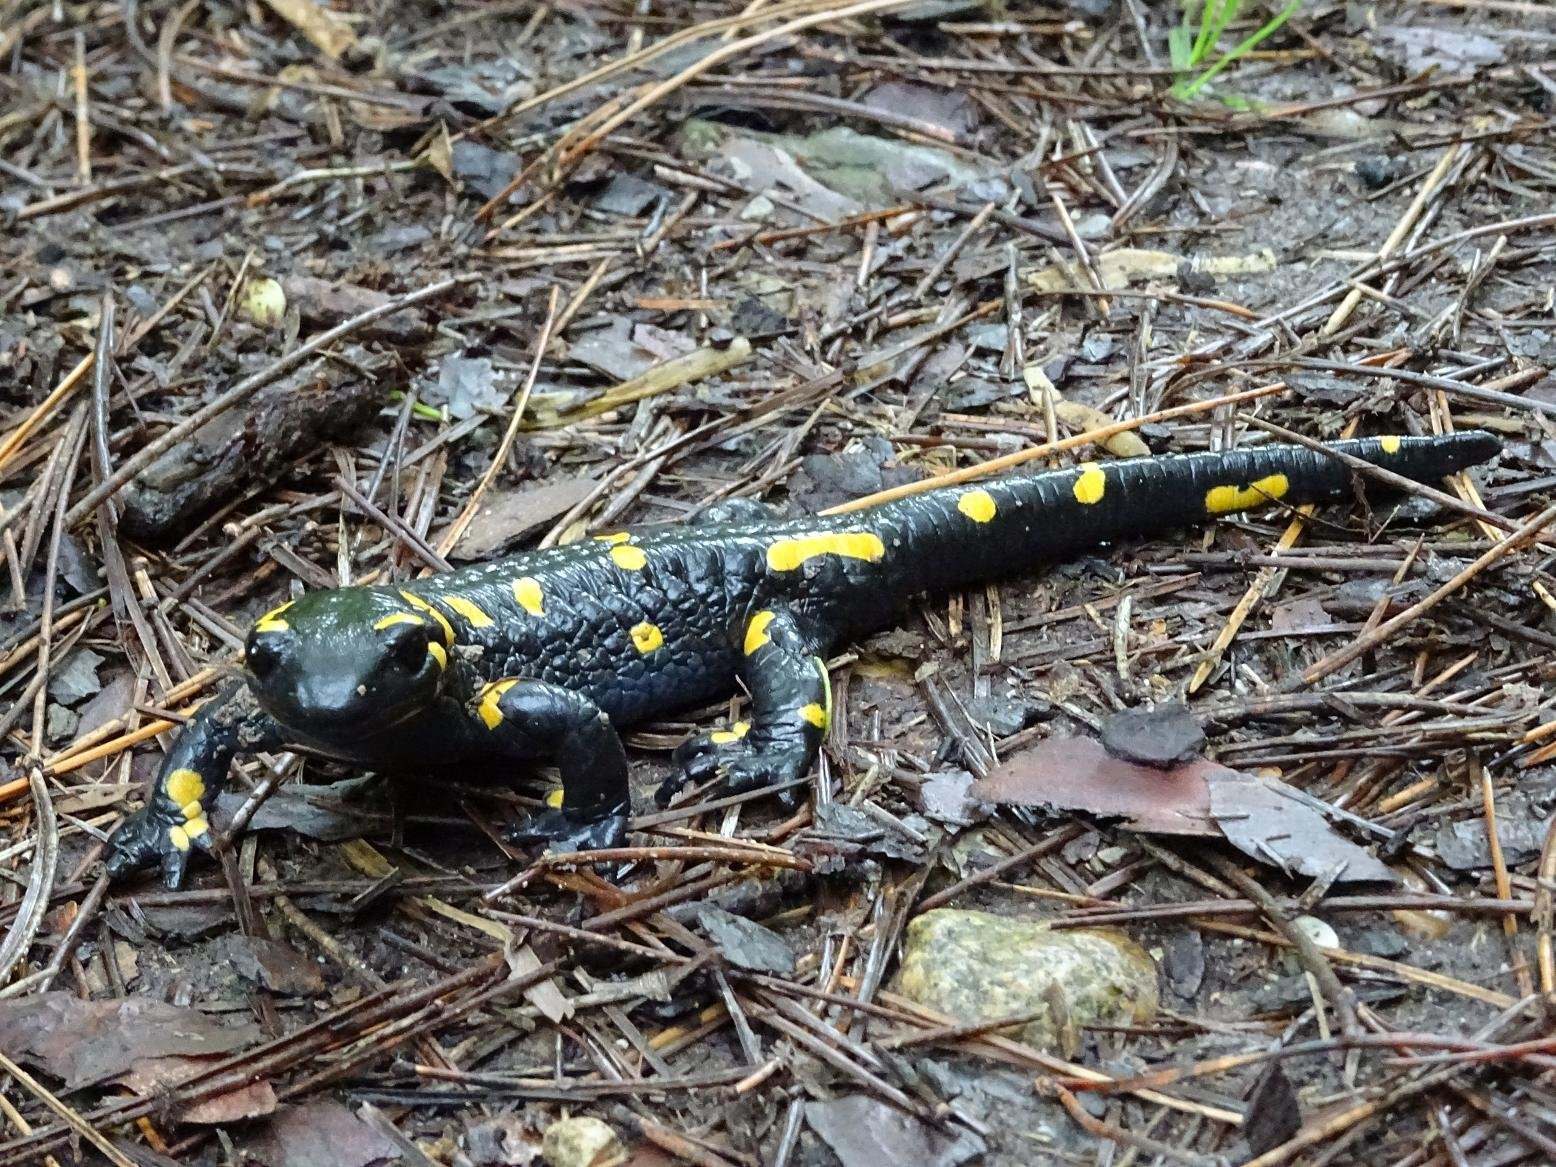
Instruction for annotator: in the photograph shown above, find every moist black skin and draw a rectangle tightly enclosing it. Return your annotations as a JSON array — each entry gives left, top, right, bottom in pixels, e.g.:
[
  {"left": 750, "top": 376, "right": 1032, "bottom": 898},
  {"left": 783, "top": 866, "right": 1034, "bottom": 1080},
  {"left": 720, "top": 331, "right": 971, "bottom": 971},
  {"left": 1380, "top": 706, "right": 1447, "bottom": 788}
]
[{"left": 105, "top": 432, "right": 1500, "bottom": 887}]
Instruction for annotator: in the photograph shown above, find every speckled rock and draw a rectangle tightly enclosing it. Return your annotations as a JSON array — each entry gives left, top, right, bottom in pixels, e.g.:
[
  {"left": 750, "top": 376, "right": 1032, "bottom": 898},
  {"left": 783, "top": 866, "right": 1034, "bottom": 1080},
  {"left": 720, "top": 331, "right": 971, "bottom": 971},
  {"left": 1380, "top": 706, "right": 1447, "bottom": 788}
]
[
  {"left": 541, "top": 1116, "right": 626, "bottom": 1167},
  {"left": 895, "top": 909, "right": 1158, "bottom": 1054}
]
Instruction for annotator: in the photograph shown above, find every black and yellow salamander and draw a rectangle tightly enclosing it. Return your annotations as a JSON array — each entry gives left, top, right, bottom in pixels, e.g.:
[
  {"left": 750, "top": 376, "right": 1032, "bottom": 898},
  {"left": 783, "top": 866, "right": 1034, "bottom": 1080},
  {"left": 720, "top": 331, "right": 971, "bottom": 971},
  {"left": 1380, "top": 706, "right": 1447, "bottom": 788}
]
[{"left": 105, "top": 431, "right": 1499, "bottom": 886}]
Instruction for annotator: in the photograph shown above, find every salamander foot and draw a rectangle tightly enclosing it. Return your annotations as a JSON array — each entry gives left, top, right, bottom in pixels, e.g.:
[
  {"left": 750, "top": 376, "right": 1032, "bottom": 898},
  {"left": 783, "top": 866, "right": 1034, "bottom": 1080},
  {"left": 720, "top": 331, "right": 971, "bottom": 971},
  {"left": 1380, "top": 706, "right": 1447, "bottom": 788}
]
[
  {"left": 507, "top": 802, "right": 629, "bottom": 854},
  {"left": 657, "top": 733, "right": 807, "bottom": 810},
  {"left": 104, "top": 806, "right": 210, "bottom": 888}
]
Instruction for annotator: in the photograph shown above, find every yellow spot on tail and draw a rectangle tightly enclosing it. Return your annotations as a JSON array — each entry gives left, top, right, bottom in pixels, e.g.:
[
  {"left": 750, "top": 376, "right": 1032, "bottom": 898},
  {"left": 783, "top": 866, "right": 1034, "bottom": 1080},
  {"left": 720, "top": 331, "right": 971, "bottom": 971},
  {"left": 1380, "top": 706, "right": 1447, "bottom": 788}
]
[
  {"left": 610, "top": 544, "right": 648, "bottom": 571},
  {"left": 184, "top": 815, "right": 209, "bottom": 839},
  {"left": 1380, "top": 435, "right": 1401, "bottom": 454},
  {"left": 426, "top": 642, "right": 447, "bottom": 669},
  {"left": 744, "top": 610, "right": 777, "bottom": 655},
  {"left": 800, "top": 703, "right": 828, "bottom": 729},
  {"left": 513, "top": 576, "right": 544, "bottom": 616},
  {"left": 594, "top": 532, "right": 631, "bottom": 544},
  {"left": 631, "top": 622, "right": 665, "bottom": 653},
  {"left": 711, "top": 721, "right": 751, "bottom": 745},
  {"left": 167, "top": 825, "right": 190, "bottom": 852},
  {"left": 545, "top": 788, "right": 565, "bottom": 809},
  {"left": 957, "top": 489, "right": 997, "bottom": 523},
  {"left": 441, "top": 595, "right": 494, "bottom": 628},
  {"left": 254, "top": 601, "right": 293, "bottom": 633},
  {"left": 1073, "top": 463, "right": 1106, "bottom": 505},
  {"left": 373, "top": 611, "right": 425, "bottom": 631},
  {"left": 401, "top": 591, "right": 455, "bottom": 645},
  {"left": 1205, "top": 473, "right": 1290, "bottom": 515},
  {"left": 477, "top": 679, "right": 519, "bottom": 729},
  {"left": 767, "top": 531, "right": 885, "bottom": 572},
  {"left": 166, "top": 769, "right": 205, "bottom": 807}
]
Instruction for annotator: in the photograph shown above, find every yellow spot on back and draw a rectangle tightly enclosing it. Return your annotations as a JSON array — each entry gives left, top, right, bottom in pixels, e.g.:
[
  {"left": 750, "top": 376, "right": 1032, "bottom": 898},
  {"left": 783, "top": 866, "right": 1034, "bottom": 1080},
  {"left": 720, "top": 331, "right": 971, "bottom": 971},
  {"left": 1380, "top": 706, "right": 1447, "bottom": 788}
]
[
  {"left": 800, "top": 703, "right": 828, "bottom": 729},
  {"left": 957, "top": 489, "right": 997, "bottom": 523},
  {"left": 610, "top": 544, "right": 648, "bottom": 571},
  {"left": 179, "top": 800, "right": 202, "bottom": 820},
  {"left": 373, "top": 611, "right": 425, "bottom": 631},
  {"left": 478, "top": 679, "right": 519, "bottom": 729},
  {"left": 545, "top": 788, "right": 565, "bottom": 809},
  {"left": 710, "top": 721, "right": 751, "bottom": 745},
  {"left": 1205, "top": 473, "right": 1290, "bottom": 515},
  {"left": 1380, "top": 435, "right": 1401, "bottom": 454},
  {"left": 254, "top": 601, "right": 293, "bottom": 633},
  {"left": 401, "top": 591, "right": 454, "bottom": 645},
  {"left": 1073, "top": 462, "right": 1106, "bottom": 505},
  {"left": 441, "top": 595, "right": 495, "bottom": 628},
  {"left": 167, "top": 825, "right": 190, "bottom": 852},
  {"left": 594, "top": 532, "right": 631, "bottom": 544},
  {"left": 513, "top": 576, "right": 544, "bottom": 616},
  {"left": 744, "top": 610, "right": 777, "bottom": 655},
  {"left": 166, "top": 769, "right": 205, "bottom": 807},
  {"left": 767, "top": 531, "right": 885, "bottom": 572},
  {"left": 426, "top": 642, "right": 447, "bottom": 669},
  {"left": 631, "top": 622, "right": 665, "bottom": 653}
]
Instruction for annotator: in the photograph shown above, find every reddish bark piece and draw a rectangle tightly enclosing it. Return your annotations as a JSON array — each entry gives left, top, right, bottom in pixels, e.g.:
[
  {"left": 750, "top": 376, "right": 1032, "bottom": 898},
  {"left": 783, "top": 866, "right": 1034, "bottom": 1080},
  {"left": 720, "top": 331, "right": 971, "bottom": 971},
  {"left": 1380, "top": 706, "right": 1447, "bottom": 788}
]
[{"left": 970, "top": 735, "right": 1221, "bottom": 837}]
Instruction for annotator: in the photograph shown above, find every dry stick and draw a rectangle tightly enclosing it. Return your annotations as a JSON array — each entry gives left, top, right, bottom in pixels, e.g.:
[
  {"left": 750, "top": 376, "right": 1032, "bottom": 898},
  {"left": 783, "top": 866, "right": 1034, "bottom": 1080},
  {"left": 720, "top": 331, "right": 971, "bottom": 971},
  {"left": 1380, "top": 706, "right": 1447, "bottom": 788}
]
[
  {"left": 0, "top": 355, "right": 93, "bottom": 475},
  {"left": 823, "top": 382, "right": 1287, "bottom": 516},
  {"left": 1293, "top": 501, "right": 1556, "bottom": 690},
  {"left": 64, "top": 276, "right": 468, "bottom": 527},
  {"left": 0, "top": 1052, "right": 136, "bottom": 1167}
]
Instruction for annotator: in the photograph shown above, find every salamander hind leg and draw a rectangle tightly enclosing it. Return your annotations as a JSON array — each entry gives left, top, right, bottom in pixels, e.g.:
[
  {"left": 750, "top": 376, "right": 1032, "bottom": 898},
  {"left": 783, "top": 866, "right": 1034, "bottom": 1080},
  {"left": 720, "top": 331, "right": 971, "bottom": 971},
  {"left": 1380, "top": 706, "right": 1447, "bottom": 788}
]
[
  {"left": 658, "top": 607, "right": 831, "bottom": 809},
  {"left": 468, "top": 678, "right": 631, "bottom": 853}
]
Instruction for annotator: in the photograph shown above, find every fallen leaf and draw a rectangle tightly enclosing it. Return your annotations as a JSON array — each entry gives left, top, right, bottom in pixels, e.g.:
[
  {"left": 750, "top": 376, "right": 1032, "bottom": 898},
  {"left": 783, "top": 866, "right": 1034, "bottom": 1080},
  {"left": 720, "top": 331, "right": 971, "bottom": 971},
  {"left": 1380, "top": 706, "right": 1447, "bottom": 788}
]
[
  {"left": 1100, "top": 703, "right": 1205, "bottom": 769},
  {"left": 696, "top": 905, "right": 795, "bottom": 974},
  {"left": 230, "top": 937, "right": 325, "bottom": 996},
  {"left": 1208, "top": 772, "right": 1396, "bottom": 884},
  {"left": 1244, "top": 1064, "right": 1302, "bottom": 1155},
  {"left": 806, "top": 1095, "right": 984, "bottom": 1167},
  {"left": 248, "top": 1100, "right": 403, "bottom": 1167},
  {"left": 1027, "top": 247, "right": 1275, "bottom": 293},
  {"left": 117, "top": 1057, "right": 277, "bottom": 1124},
  {"left": 443, "top": 477, "right": 597, "bottom": 561}
]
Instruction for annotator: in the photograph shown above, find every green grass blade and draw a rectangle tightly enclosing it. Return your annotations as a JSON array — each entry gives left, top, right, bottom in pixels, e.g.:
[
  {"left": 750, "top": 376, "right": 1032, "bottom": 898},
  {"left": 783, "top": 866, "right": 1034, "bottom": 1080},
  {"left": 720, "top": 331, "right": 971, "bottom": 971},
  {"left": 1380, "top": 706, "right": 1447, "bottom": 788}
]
[{"left": 1180, "top": 0, "right": 1301, "bottom": 100}]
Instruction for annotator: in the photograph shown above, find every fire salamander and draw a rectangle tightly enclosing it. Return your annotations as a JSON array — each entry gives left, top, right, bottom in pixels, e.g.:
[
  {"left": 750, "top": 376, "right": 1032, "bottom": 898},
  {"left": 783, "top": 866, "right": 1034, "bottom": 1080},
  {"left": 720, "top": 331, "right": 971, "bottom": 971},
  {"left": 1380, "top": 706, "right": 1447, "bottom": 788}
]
[{"left": 106, "top": 432, "right": 1498, "bottom": 886}]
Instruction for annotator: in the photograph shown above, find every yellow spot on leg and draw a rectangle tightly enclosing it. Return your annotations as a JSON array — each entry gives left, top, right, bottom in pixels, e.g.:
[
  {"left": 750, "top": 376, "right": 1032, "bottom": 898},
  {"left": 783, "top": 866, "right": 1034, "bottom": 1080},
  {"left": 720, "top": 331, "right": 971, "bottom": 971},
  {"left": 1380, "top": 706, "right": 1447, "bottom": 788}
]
[
  {"left": 179, "top": 800, "right": 202, "bottom": 820},
  {"left": 799, "top": 703, "right": 828, "bottom": 730},
  {"left": 400, "top": 590, "right": 455, "bottom": 645},
  {"left": 513, "top": 576, "right": 544, "bottom": 616},
  {"left": 744, "top": 610, "right": 777, "bottom": 655},
  {"left": 631, "top": 622, "right": 665, "bottom": 653},
  {"left": 477, "top": 679, "right": 520, "bottom": 729},
  {"left": 593, "top": 532, "right": 631, "bottom": 545},
  {"left": 167, "top": 825, "right": 190, "bottom": 852},
  {"left": 957, "top": 489, "right": 997, "bottom": 523},
  {"left": 710, "top": 721, "right": 751, "bottom": 745},
  {"left": 254, "top": 601, "right": 293, "bottom": 633},
  {"left": 185, "top": 816, "right": 209, "bottom": 839},
  {"left": 374, "top": 611, "right": 426, "bottom": 631},
  {"left": 441, "top": 595, "right": 495, "bottom": 628},
  {"left": 427, "top": 642, "right": 447, "bottom": 669},
  {"left": 545, "top": 788, "right": 565, "bottom": 809},
  {"left": 166, "top": 769, "right": 205, "bottom": 807},
  {"left": 610, "top": 544, "right": 647, "bottom": 571},
  {"left": 1072, "top": 462, "right": 1106, "bottom": 505},
  {"left": 767, "top": 531, "right": 885, "bottom": 572},
  {"left": 1205, "top": 473, "right": 1290, "bottom": 515},
  {"left": 1380, "top": 435, "right": 1401, "bottom": 454}
]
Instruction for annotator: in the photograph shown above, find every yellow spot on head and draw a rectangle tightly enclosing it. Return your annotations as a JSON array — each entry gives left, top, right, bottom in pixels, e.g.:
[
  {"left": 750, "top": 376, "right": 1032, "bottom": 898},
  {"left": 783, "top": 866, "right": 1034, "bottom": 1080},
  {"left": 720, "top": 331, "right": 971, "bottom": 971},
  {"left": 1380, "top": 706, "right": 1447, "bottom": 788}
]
[
  {"left": 1380, "top": 435, "right": 1401, "bottom": 454},
  {"left": 166, "top": 769, "right": 205, "bottom": 807},
  {"left": 594, "top": 532, "right": 631, "bottom": 545},
  {"left": 513, "top": 576, "right": 544, "bottom": 616},
  {"left": 767, "top": 531, "right": 885, "bottom": 572},
  {"left": 631, "top": 622, "right": 665, "bottom": 653},
  {"left": 167, "top": 825, "right": 190, "bottom": 852},
  {"left": 426, "top": 642, "right": 447, "bottom": 669},
  {"left": 545, "top": 788, "right": 565, "bottom": 809},
  {"left": 957, "top": 489, "right": 997, "bottom": 523},
  {"left": 400, "top": 590, "right": 454, "bottom": 645},
  {"left": 441, "top": 595, "right": 494, "bottom": 628},
  {"left": 477, "top": 679, "right": 519, "bottom": 730},
  {"left": 184, "top": 816, "right": 209, "bottom": 839},
  {"left": 710, "top": 721, "right": 751, "bottom": 745},
  {"left": 744, "top": 610, "right": 777, "bottom": 655},
  {"left": 373, "top": 611, "right": 425, "bottom": 631},
  {"left": 800, "top": 703, "right": 828, "bottom": 730},
  {"left": 1072, "top": 462, "right": 1106, "bottom": 505},
  {"left": 1205, "top": 473, "right": 1290, "bottom": 515},
  {"left": 610, "top": 544, "right": 648, "bottom": 571},
  {"left": 254, "top": 601, "right": 293, "bottom": 633}
]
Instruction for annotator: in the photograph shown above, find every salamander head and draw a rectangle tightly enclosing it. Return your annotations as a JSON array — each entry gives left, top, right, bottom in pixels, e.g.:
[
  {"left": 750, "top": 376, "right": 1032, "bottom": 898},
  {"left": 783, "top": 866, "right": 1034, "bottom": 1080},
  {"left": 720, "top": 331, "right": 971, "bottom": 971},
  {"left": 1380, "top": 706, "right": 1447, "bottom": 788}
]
[{"left": 243, "top": 588, "right": 448, "bottom": 742}]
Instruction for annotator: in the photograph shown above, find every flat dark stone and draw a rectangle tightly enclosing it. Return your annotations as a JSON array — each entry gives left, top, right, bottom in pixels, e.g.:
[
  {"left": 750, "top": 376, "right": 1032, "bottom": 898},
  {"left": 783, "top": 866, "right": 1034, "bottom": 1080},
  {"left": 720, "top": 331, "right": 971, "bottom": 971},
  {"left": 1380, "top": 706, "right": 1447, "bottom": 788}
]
[{"left": 1100, "top": 702, "right": 1205, "bottom": 769}]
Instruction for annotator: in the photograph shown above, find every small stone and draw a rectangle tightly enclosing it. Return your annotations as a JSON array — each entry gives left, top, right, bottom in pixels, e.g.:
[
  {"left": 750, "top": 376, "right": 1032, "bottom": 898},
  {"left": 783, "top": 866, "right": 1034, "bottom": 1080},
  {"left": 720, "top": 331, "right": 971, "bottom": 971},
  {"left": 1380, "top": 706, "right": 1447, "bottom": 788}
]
[
  {"left": 894, "top": 909, "right": 1158, "bottom": 1055},
  {"left": 1100, "top": 703, "right": 1204, "bottom": 769},
  {"left": 697, "top": 905, "right": 795, "bottom": 975},
  {"left": 541, "top": 1116, "right": 625, "bottom": 1167}
]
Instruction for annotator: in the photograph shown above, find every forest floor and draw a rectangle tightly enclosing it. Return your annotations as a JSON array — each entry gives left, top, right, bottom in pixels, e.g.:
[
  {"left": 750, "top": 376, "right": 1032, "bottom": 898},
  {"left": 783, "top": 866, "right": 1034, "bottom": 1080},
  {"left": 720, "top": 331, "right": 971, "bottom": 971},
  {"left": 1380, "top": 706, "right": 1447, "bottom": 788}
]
[{"left": 2, "top": 1, "right": 1556, "bottom": 1164}]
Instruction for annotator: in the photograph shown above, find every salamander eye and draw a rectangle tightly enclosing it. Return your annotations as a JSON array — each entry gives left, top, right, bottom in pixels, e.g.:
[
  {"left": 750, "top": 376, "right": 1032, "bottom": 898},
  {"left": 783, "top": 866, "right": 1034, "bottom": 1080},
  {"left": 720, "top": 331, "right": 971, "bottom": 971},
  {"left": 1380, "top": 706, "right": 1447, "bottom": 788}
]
[
  {"left": 246, "top": 637, "right": 280, "bottom": 680},
  {"left": 386, "top": 626, "right": 428, "bottom": 672}
]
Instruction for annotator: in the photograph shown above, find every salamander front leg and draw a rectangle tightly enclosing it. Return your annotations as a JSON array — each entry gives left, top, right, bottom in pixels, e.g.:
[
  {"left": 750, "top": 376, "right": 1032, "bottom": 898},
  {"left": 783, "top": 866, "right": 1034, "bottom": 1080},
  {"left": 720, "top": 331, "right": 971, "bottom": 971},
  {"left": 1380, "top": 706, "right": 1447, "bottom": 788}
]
[
  {"left": 659, "top": 607, "right": 830, "bottom": 808},
  {"left": 105, "top": 683, "right": 282, "bottom": 888},
  {"left": 469, "top": 678, "right": 631, "bottom": 853}
]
